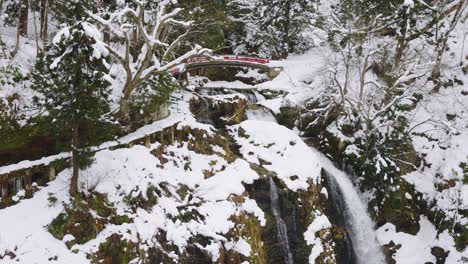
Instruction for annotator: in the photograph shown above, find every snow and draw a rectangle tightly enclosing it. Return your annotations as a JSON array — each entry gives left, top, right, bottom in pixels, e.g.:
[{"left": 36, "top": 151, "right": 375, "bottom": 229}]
[
  {"left": 204, "top": 80, "right": 254, "bottom": 89},
  {"left": 0, "top": 178, "right": 89, "bottom": 263},
  {"left": 196, "top": 159, "right": 259, "bottom": 201},
  {"left": 0, "top": 136, "right": 265, "bottom": 262},
  {"left": 304, "top": 211, "right": 332, "bottom": 263},
  {"left": 230, "top": 120, "right": 322, "bottom": 191},
  {"left": 235, "top": 68, "right": 268, "bottom": 80},
  {"left": 0, "top": 91, "right": 201, "bottom": 176},
  {"left": 377, "top": 216, "right": 468, "bottom": 263},
  {"left": 225, "top": 239, "right": 251, "bottom": 257}
]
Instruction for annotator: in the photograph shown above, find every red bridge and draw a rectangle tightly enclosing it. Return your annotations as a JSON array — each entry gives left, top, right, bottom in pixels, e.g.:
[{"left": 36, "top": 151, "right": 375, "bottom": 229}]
[{"left": 170, "top": 55, "right": 282, "bottom": 80}]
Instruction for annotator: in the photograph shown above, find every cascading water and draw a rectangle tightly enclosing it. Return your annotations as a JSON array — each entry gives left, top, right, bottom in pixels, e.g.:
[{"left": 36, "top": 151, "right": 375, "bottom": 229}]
[
  {"left": 196, "top": 87, "right": 259, "bottom": 104},
  {"left": 269, "top": 177, "right": 294, "bottom": 264},
  {"left": 245, "top": 90, "right": 383, "bottom": 263},
  {"left": 314, "top": 151, "right": 386, "bottom": 264},
  {"left": 246, "top": 106, "right": 276, "bottom": 122},
  {"left": 193, "top": 86, "right": 385, "bottom": 263}
]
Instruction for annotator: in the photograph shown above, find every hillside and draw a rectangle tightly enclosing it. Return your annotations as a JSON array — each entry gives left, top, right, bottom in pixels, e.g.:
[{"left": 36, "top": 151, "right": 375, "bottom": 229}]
[{"left": 0, "top": 0, "right": 467, "bottom": 263}]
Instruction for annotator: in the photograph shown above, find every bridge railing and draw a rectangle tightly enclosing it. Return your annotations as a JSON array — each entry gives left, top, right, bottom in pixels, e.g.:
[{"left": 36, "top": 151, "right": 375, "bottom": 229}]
[
  {"left": 219, "top": 55, "right": 270, "bottom": 65},
  {"left": 186, "top": 55, "right": 270, "bottom": 65}
]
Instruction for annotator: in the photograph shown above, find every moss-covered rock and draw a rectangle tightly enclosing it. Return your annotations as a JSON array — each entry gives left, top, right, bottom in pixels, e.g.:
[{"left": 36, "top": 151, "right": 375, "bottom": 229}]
[
  {"left": 190, "top": 94, "right": 247, "bottom": 128},
  {"left": 91, "top": 234, "right": 141, "bottom": 264},
  {"left": 48, "top": 207, "right": 99, "bottom": 246}
]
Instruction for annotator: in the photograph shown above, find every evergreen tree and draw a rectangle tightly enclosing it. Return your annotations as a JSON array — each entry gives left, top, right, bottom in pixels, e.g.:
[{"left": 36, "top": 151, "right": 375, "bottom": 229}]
[
  {"left": 31, "top": 22, "right": 113, "bottom": 195},
  {"left": 178, "top": 0, "right": 231, "bottom": 51},
  {"left": 50, "top": 0, "right": 94, "bottom": 25},
  {"left": 2, "top": 0, "right": 19, "bottom": 26},
  {"left": 229, "top": 0, "right": 315, "bottom": 59}
]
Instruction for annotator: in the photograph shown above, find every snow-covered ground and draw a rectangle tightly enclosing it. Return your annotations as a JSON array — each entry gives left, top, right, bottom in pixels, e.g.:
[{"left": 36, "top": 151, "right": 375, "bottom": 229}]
[
  {"left": 1, "top": 12, "right": 467, "bottom": 262},
  {"left": 0, "top": 90, "right": 333, "bottom": 263}
]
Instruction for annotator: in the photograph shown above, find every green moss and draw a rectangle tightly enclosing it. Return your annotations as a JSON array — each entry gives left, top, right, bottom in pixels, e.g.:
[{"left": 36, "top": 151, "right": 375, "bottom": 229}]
[
  {"left": 92, "top": 234, "right": 140, "bottom": 264},
  {"left": 124, "top": 185, "right": 161, "bottom": 210},
  {"left": 276, "top": 106, "right": 302, "bottom": 129},
  {"left": 48, "top": 212, "right": 69, "bottom": 240},
  {"left": 47, "top": 192, "right": 119, "bottom": 247},
  {"left": 110, "top": 214, "right": 132, "bottom": 225},
  {"left": 431, "top": 247, "right": 448, "bottom": 264},
  {"left": 455, "top": 227, "right": 468, "bottom": 251},
  {"left": 88, "top": 192, "right": 113, "bottom": 218},
  {"left": 177, "top": 185, "right": 190, "bottom": 200}
]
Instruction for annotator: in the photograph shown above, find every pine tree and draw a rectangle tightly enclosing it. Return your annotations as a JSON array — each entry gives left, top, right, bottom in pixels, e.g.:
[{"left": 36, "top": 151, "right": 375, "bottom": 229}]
[
  {"left": 50, "top": 0, "right": 94, "bottom": 25},
  {"left": 31, "top": 22, "right": 113, "bottom": 195},
  {"left": 2, "top": 0, "right": 19, "bottom": 26},
  {"left": 229, "top": 0, "right": 315, "bottom": 59}
]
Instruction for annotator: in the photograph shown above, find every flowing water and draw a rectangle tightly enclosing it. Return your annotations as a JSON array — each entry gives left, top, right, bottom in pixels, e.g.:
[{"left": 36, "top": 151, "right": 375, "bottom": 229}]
[
  {"left": 269, "top": 177, "right": 294, "bottom": 264},
  {"left": 315, "top": 152, "right": 386, "bottom": 264},
  {"left": 196, "top": 87, "right": 385, "bottom": 263},
  {"left": 196, "top": 87, "right": 259, "bottom": 104},
  {"left": 246, "top": 106, "right": 276, "bottom": 122},
  {"left": 243, "top": 91, "right": 384, "bottom": 263}
]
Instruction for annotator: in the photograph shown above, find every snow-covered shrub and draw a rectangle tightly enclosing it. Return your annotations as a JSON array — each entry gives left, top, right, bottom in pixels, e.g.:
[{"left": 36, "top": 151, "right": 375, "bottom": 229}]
[{"left": 129, "top": 72, "right": 178, "bottom": 126}]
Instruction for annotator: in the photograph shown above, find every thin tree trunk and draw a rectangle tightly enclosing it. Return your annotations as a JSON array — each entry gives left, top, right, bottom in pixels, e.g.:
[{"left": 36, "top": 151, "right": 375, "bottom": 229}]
[
  {"left": 69, "top": 127, "right": 79, "bottom": 195},
  {"left": 0, "top": 0, "right": 4, "bottom": 15},
  {"left": 40, "top": 0, "right": 48, "bottom": 43},
  {"left": 19, "top": 0, "right": 29, "bottom": 37},
  {"left": 12, "top": 1, "right": 23, "bottom": 58},
  {"left": 102, "top": 0, "right": 112, "bottom": 44},
  {"left": 32, "top": 0, "right": 39, "bottom": 54}
]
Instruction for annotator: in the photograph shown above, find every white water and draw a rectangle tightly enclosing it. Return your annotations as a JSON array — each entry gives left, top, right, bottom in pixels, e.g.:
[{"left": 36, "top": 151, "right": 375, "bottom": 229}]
[
  {"left": 314, "top": 150, "right": 386, "bottom": 264},
  {"left": 201, "top": 89, "right": 384, "bottom": 263},
  {"left": 269, "top": 177, "right": 294, "bottom": 264},
  {"left": 246, "top": 107, "right": 276, "bottom": 122},
  {"left": 244, "top": 91, "right": 384, "bottom": 263}
]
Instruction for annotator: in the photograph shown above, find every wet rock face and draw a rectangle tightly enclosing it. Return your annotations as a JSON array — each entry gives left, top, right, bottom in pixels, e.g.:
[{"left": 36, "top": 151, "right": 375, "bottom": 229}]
[
  {"left": 322, "top": 175, "right": 356, "bottom": 264},
  {"left": 245, "top": 178, "right": 309, "bottom": 264},
  {"left": 190, "top": 95, "right": 247, "bottom": 128},
  {"left": 245, "top": 177, "right": 344, "bottom": 264}
]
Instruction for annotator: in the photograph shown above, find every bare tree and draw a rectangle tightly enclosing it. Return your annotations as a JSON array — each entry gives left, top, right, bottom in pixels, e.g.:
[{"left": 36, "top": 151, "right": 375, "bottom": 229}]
[{"left": 88, "top": 0, "right": 211, "bottom": 121}]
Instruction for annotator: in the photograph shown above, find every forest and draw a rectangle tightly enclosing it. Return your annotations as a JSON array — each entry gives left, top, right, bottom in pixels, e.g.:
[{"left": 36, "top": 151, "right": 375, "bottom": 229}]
[{"left": 0, "top": 0, "right": 467, "bottom": 263}]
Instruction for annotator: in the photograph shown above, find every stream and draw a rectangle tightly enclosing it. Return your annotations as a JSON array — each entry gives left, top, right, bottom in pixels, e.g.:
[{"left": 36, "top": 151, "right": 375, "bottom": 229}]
[
  {"left": 245, "top": 91, "right": 386, "bottom": 263},
  {"left": 194, "top": 86, "right": 386, "bottom": 263},
  {"left": 269, "top": 177, "right": 295, "bottom": 264},
  {"left": 317, "top": 155, "right": 386, "bottom": 263}
]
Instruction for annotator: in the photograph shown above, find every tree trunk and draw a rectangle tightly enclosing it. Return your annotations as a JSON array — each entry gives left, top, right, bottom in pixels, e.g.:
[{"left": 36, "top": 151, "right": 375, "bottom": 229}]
[
  {"left": 19, "top": 0, "right": 29, "bottom": 37},
  {"left": 32, "top": 0, "right": 39, "bottom": 54},
  {"left": 103, "top": 29, "right": 110, "bottom": 44},
  {"left": 40, "top": 0, "right": 48, "bottom": 43},
  {"left": 69, "top": 127, "right": 79, "bottom": 195},
  {"left": 0, "top": 0, "right": 4, "bottom": 15},
  {"left": 102, "top": 0, "right": 112, "bottom": 44},
  {"left": 118, "top": 80, "right": 134, "bottom": 123}
]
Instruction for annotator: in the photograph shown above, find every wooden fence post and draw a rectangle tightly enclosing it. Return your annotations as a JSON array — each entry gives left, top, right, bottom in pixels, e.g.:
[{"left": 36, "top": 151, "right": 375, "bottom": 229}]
[
  {"left": 145, "top": 135, "right": 151, "bottom": 148},
  {"left": 49, "top": 165, "right": 56, "bottom": 181},
  {"left": 171, "top": 126, "right": 175, "bottom": 145},
  {"left": 161, "top": 129, "right": 165, "bottom": 146}
]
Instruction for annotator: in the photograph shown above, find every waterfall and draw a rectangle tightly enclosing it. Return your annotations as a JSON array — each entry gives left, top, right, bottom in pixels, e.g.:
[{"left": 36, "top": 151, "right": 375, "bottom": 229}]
[
  {"left": 246, "top": 106, "right": 276, "bottom": 122},
  {"left": 269, "top": 177, "right": 294, "bottom": 264},
  {"left": 196, "top": 87, "right": 258, "bottom": 104},
  {"left": 314, "top": 151, "right": 386, "bottom": 264}
]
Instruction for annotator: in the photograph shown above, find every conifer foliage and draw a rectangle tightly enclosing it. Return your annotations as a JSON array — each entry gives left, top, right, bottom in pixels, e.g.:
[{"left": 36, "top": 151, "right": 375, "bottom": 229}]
[
  {"left": 31, "top": 22, "right": 112, "bottom": 194},
  {"left": 229, "top": 0, "right": 315, "bottom": 59}
]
